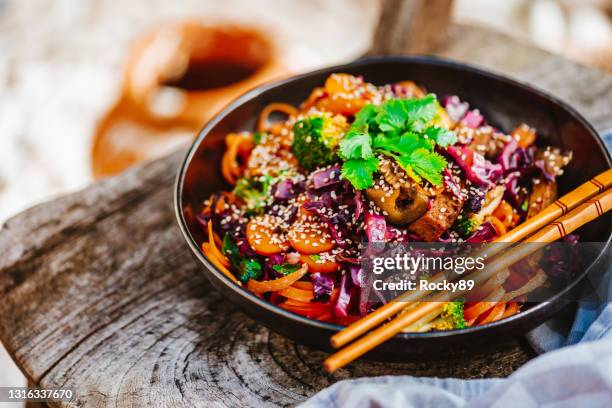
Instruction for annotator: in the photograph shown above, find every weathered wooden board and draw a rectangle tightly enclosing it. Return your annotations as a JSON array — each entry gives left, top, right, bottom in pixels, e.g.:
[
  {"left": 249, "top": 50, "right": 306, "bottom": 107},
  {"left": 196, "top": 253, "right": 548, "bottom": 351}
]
[{"left": 1, "top": 24, "right": 611, "bottom": 407}]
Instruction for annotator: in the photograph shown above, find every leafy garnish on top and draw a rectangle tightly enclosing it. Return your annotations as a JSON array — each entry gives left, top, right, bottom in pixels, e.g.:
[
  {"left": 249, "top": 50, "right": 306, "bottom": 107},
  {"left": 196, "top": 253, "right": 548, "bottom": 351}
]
[
  {"left": 338, "top": 94, "right": 457, "bottom": 189},
  {"left": 221, "top": 234, "right": 263, "bottom": 283}
]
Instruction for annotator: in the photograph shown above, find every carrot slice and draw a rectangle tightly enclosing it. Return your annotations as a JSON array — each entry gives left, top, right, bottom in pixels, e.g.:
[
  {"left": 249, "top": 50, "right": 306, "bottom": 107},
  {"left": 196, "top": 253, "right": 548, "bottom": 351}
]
[
  {"left": 202, "top": 242, "right": 239, "bottom": 284},
  {"left": 301, "top": 254, "right": 340, "bottom": 273},
  {"left": 247, "top": 264, "right": 308, "bottom": 294},
  {"left": 288, "top": 220, "right": 335, "bottom": 255},
  {"left": 246, "top": 215, "right": 290, "bottom": 255}
]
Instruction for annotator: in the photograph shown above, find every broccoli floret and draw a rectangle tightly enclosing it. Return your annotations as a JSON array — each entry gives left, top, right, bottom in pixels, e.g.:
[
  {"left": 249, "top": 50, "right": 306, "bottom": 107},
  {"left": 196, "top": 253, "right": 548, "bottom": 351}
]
[
  {"left": 453, "top": 211, "right": 484, "bottom": 238},
  {"left": 432, "top": 299, "right": 467, "bottom": 330},
  {"left": 233, "top": 176, "right": 273, "bottom": 214},
  {"left": 292, "top": 115, "right": 345, "bottom": 170}
]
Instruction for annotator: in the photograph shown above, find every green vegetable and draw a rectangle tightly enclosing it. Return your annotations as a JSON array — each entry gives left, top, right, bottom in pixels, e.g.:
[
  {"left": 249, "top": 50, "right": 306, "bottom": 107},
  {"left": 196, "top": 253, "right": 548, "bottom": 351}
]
[
  {"left": 233, "top": 174, "right": 279, "bottom": 214},
  {"left": 272, "top": 263, "right": 301, "bottom": 275},
  {"left": 337, "top": 94, "right": 456, "bottom": 189},
  {"left": 453, "top": 211, "right": 484, "bottom": 238},
  {"left": 222, "top": 235, "right": 263, "bottom": 283},
  {"left": 292, "top": 116, "right": 344, "bottom": 170},
  {"left": 253, "top": 131, "right": 266, "bottom": 145},
  {"left": 309, "top": 254, "right": 322, "bottom": 262},
  {"left": 340, "top": 157, "right": 379, "bottom": 190},
  {"left": 521, "top": 199, "right": 529, "bottom": 212},
  {"left": 432, "top": 299, "right": 467, "bottom": 330}
]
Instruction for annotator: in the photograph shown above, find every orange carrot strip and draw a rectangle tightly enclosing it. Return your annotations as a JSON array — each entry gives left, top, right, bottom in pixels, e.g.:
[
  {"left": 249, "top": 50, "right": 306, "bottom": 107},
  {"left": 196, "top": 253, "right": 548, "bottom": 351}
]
[
  {"left": 221, "top": 133, "right": 252, "bottom": 184},
  {"left": 502, "top": 302, "right": 520, "bottom": 318},
  {"left": 478, "top": 302, "right": 506, "bottom": 325},
  {"left": 464, "top": 302, "right": 497, "bottom": 324},
  {"left": 257, "top": 103, "right": 298, "bottom": 132},
  {"left": 202, "top": 242, "right": 239, "bottom": 284},
  {"left": 278, "top": 286, "right": 314, "bottom": 303},
  {"left": 488, "top": 215, "right": 507, "bottom": 236},
  {"left": 247, "top": 264, "right": 308, "bottom": 294},
  {"left": 493, "top": 200, "right": 515, "bottom": 228},
  {"left": 207, "top": 222, "right": 230, "bottom": 267},
  {"left": 278, "top": 303, "right": 328, "bottom": 319},
  {"left": 513, "top": 124, "right": 537, "bottom": 148},
  {"left": 292, "top": 281, "right": 314, "bottom": 290}
]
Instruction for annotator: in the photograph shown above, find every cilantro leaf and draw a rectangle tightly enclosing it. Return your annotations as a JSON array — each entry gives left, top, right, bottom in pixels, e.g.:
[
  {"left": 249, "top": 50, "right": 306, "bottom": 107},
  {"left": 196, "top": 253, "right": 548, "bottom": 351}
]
[
  {"left": 338, "top": 129, "right": 373, "bottom": 160},
  {"left": 222, "top": 234, "right": 263, "bottom": 283},
  {"left": 336, "top": 93, "right": 456, "bottom": 190},
  {"left": 240, "top": 259, "right": 263, "bottom": 283},
  {"left": 341, "top": 157, "right": 379, "bottom": 190},
  {"left": 397, "top": 148, "right": 447, "bottom": 186},
  {"left": 424, "top": 126, "right": 456, "bottom": 147},
  {"left": 272, "top": 263, "right": 301, "bottom": 275},
  {"left": 352, "top": 104, "right": 377, "bottom": 127},
  {"left": 375, "top": 99, "right": 408, "bottom": 132},
  {"left": 404, "top": 94, "right": 438, "bottom": 132},
  {"left": 373, "top": 132, "right": 434, "bottom": 154}
]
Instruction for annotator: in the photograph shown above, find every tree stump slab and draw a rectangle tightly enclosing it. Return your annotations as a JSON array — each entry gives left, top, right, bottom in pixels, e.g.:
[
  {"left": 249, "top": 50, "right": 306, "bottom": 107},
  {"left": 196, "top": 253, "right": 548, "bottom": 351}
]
[{"left": 1, "top": 24, "right": 611, "bottom": 407}]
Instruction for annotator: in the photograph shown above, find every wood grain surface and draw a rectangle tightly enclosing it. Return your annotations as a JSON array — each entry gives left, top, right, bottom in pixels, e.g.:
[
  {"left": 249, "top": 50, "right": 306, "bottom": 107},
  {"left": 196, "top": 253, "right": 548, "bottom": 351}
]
[{"left": 1, "top": 24, "right": 611, "bottom": 407}]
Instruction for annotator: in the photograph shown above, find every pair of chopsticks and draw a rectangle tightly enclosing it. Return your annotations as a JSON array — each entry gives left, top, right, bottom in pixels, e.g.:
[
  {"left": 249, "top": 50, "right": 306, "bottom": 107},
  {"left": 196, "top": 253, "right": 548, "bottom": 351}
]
[{"left": 324, "top": 168, "right": 612, "bottom": 373}]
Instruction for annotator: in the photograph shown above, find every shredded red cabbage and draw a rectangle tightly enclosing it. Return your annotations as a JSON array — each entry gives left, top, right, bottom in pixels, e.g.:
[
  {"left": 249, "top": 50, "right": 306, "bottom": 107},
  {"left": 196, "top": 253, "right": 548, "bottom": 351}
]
[
  {"left": 365, "top": 212, "right": 387, "bottom": 242},
  {"left": 540, "top": 234, "right": 581, "bottom": 278},
  {"left": 462, "top": 109, "right": 484, "bottom": 128},
  {"left": 273, "top": 179, "right": 297, "bottom": 200},
  {"left": 311, "top": 165, "right": 342, "bottom": 189},
  {"left": 442, "top": 95, "right": 469, "bottom": 123},
  {"left": 446, "top": 146, "right": 503, "bottom": 188},
  {"left": 312, "top": 272, "right": 335, "bottom": 302},
  {"left": 442, "top": 168, "right": 463, "bottom": 200},
  {"left": 465, "top": 221, "right": 499, "bottom": 243},
  {"left": 304, "top": 199, "right": 350, "bottom": 248},
  {"left": 354, "top": 190, "right": 365, "bottom": 221},
  {"left": 466, "top": 186, "right": 486, "bottom": 213},
  {"left": 334, "top": 273, "right": 352, "bottom": 318}
]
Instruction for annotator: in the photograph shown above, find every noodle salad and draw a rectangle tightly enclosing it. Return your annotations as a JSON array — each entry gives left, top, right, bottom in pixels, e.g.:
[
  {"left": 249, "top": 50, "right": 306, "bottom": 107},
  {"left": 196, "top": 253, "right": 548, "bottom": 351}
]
[{"left": 198, "top": 73, "right": 574, "bottom": 330}]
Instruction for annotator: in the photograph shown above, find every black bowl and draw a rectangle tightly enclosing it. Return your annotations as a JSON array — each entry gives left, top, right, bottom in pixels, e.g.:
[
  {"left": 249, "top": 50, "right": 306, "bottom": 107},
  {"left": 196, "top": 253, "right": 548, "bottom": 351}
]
[{"left": 175, "top": 56, "right": 611, "bottom": 360}]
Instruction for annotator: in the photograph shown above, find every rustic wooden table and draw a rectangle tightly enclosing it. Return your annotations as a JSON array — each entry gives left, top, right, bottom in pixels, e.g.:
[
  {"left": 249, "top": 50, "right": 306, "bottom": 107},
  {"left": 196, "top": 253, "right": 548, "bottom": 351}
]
[{"left": 1, "top": 24, "right": 611, "bottom": 407}]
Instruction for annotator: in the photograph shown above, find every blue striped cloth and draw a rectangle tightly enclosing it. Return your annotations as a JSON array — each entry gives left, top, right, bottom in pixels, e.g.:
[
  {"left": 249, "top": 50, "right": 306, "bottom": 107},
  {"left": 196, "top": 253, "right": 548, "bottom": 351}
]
[{"left": 301, "top": 130, "right": 612, "bottom": 408}]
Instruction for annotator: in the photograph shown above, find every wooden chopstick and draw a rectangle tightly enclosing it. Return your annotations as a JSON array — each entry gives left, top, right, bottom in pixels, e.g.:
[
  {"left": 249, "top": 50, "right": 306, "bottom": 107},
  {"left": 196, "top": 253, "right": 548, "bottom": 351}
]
[
  {"left": 324, "top": 174, "right": 612, "bottom": 373},
  {"left": 329, "top": 168, "right": 612, "bottom": 349}
]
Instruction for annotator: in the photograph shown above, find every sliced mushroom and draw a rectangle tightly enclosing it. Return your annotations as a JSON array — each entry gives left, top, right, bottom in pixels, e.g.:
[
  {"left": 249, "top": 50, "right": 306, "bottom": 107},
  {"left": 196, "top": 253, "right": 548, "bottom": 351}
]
[{"left": 366, "top": 181, "right": 429, "bottom": 226}]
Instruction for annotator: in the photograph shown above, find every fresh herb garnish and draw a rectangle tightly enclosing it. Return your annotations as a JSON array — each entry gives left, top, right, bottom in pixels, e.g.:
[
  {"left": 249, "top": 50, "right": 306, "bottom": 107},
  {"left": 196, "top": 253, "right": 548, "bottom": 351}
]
[
  {"left": 253, "top": 131, "right": 266, "bottom": 145},
  {"left": 222, "top": 234, "right": 262, "bottom": 283},
  {"left": 272, "top": 263, "right": 301, "bottom": 275},
  {"left": 338, "top": 94, "right": 456, "bottom": 189}
]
